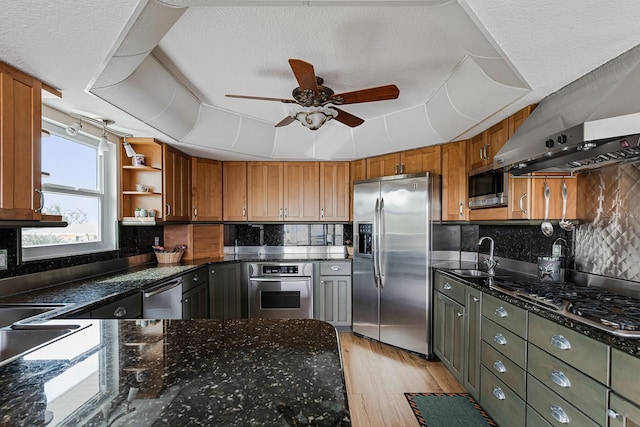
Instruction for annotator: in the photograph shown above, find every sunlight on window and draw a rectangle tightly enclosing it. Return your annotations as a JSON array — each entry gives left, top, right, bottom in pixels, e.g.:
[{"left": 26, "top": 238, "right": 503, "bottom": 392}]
[{"left": 42, "top": 133, "right": 98, "bottom": 190}]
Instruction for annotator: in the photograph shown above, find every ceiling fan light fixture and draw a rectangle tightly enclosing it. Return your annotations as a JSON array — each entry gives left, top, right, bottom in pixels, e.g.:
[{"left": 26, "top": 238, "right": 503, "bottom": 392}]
[{"left": 292, "top": 106, "right": 338, "bottom": 130}]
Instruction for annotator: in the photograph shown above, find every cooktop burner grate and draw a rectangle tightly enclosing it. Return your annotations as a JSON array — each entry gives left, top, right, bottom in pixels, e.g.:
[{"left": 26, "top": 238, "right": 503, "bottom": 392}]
[{"left": 488, "top": 278, "right": 640, "bottom": 337}]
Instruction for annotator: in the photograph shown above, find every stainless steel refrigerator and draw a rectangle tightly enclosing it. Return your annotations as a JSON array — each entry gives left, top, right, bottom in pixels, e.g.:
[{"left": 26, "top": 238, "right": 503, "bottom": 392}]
[{"left": 352, "top": 172, "right": 440, "bottom": 357}]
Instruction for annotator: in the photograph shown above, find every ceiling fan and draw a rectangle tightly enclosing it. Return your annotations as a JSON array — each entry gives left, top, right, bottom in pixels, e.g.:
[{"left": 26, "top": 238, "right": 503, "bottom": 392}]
[{"left": 226, "top": 59, "right": 400, "bottom": 130}]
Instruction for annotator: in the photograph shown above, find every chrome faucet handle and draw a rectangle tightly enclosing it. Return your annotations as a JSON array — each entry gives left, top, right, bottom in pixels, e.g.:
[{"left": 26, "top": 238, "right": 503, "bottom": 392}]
[{"left": 484, "top": 257, "right": 499, "bottom": 274}]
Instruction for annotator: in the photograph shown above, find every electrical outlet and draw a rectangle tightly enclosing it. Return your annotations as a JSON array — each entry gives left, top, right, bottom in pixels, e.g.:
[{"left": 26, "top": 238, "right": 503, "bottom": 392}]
[
  {"left": 0, "top": 249, "right": 7, "bottom": 270},
  {"left": 154, "top": 237, "right": 160, "bottom": 246}
]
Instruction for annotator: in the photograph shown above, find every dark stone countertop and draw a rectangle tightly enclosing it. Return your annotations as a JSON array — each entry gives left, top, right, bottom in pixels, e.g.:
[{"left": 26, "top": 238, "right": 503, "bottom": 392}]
[
  {"left": 434, "top": 266, "right": 640, "bottom": 358},
  {"left": 0, "top": 318, "right": 350, "bottom": 426}
]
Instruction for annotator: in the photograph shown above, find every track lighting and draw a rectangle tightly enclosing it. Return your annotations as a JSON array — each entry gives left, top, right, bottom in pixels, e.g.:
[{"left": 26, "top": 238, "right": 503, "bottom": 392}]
[
  {"left": 97, "top": 119, "right": 114, "bottom": 156},
  {"left": 122, "top": 135, "right": 138, "bottom": 157},
  {"left": 66, "top": 120, "right": 82, "bottom": 136}
]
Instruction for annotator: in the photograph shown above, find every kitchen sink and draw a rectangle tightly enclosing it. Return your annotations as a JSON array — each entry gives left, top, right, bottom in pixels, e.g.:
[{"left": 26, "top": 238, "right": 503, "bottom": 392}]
[
  {"left": 0, "top": 323, "right": 85, "bottom": 367},
  {"left": 0, "top": 303, "right": 71, "bottom": 329},
  {"left": 447, "top": 269, "right": 507, "bottom": 279}
]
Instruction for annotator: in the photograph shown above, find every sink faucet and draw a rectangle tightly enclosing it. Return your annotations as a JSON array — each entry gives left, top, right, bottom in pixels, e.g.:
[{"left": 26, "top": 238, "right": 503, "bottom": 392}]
[{"left": 479, "top": 236, "right": 498, "bottom": 275}]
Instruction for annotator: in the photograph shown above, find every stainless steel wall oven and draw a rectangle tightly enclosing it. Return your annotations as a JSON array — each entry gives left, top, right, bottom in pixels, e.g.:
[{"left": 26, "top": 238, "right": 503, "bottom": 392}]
[{"left": 248, "top": 262, "right": 313, "bottom": 319}]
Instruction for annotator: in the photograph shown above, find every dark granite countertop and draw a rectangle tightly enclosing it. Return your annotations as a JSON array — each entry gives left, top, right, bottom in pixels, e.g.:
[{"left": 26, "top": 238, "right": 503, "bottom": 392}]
[
  {"left": 434, "top": 267, "right": 640, "bottom": 358},
  {"left": 0, "top": 318, "right": 350, "bottom": 426}
]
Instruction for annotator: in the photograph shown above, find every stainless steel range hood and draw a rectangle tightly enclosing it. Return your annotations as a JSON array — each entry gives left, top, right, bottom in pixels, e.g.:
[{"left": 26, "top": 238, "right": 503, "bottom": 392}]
[{"left": 494, "top": 43, "right": 640, "bottom": 175}]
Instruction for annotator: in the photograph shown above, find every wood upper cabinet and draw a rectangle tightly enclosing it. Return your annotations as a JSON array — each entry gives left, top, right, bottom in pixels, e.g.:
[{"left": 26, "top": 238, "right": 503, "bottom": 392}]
[
  {"left": 319, "top": 162, "right": 350, "bottom": 222},
  {"left": 284, "top": 162, "right": 320, "bottom": 221},
  {"left": 469, "top": 119, "right": 509, "bottom": 171},
  {"left": 222, "top": 161, "right": 247, "bottom": 221},
  {"left": 120, "top": 137, "right": 163, "bottom": 220},
  {"left": 508, "top": 104, "right": 536, "bottom": 137},
  {"left": 247, "top": 161, "right": 284, "bottom": 221},
  {"left": 442, "top": 140, "right": 468, "bottom": 221},
  {"left": 366, "top": 153, "right": 400, "bottom": 178},
  {"left": 163, "top": 144, "right": 191, "bottom": 221},
  {"left": 401, "top": 145, "right": 442, "bottom": 175},
  {"left": 0, "top": 61, "right": 42, "bottom": 220},
  {"left": 350, "top": 159, "right": 367, "bottom": 221},
  {"left": 191, "top": 157, "right": 222, "bottom": 221}
]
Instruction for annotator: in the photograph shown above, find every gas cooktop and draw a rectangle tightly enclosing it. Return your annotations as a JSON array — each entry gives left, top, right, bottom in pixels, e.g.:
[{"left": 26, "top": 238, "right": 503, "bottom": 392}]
[{"left": 488, "top": 278, "right": 640, "bottom": 338}]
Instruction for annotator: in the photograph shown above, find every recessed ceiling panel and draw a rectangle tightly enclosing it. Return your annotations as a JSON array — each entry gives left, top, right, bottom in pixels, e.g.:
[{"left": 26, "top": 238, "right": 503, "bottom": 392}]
[
  {"left": 385, "top": 105, "right": 444, "bottom": 151},
  {"left": 182, "top": 104, "right": 241, "bottom": 150},
  {"left": 232, "top": 118, "right": 277, "bottom": 158},
  {"left": 425, "top": 84, "right": 476, "bottom": 141},
  {"left": 313, "top": 125, "right": 357, "bottom": 160},
  {"left": 352, "top": 117, "right": 393, "bottom": 157},
  {"left": 272, "top": 126, "right": 316, "bottom": 159}
]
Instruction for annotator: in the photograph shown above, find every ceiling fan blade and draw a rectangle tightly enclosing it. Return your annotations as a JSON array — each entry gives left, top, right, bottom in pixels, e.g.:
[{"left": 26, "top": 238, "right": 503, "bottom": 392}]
[
  {"left": 226, "top": 94, "right": 296, "bottom": 103},
  {"left": 288, "top": 59, "right": 318, "bottom": 94},
  {"left": 275, "top": 116, "right": 296, "bottom": 127},
  {"left": 333, "top": 108, "right": 365, "bottom": 128},
  {"left": 330, "top": 84, "right": 400, "bottom": 105}
]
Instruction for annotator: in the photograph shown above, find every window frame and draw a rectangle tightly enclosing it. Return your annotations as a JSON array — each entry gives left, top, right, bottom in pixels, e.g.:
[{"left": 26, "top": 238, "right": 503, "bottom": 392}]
[{"left": 21, "top": 119, "right": 117, "bottom": 260}]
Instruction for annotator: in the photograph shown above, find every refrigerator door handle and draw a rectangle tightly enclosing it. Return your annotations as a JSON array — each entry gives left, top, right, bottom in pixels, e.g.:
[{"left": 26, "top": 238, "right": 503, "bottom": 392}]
[
  {"left": 379, "top": 197, "right": 385, "bottom": 288},
  {"left": 372, "top": 198, "right": 380, "bottom": 288}
]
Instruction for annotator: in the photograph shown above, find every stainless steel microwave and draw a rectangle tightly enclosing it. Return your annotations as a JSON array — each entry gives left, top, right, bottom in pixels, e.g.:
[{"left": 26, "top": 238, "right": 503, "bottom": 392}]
[{"left": 468, "top": 169, "right": 508, "bottom": 209}]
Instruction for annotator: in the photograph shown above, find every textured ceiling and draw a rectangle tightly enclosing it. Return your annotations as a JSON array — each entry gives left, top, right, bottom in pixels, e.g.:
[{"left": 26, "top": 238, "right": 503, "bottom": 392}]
[{"left": 2, "top": 0, "right": 640, "bottom": 161}]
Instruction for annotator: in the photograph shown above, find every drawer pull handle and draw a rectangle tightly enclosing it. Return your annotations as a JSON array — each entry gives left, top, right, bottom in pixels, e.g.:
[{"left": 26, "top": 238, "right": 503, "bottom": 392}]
[
  {"left": 443, "top": 283, "right": 452, "bottom": 290},
  {"left": 193, "top": 274, "right": 200, "bottom": 282},
  {"left": 492, "top": 387, "right": 505, "bottom": 400},
  {"left": 495, "top": 307, "right": 508, "bottom": 318},
  {"left": 550, "top": 405, "right": 570, "bottom": 424},
  {"left": 607, "top": 409, "right": 620, "bottom": 419},
  {"left": 551, "top": 370, "right": 571, "bottom": 388},
  {"left": 473, "top": 296, "right": 480, "bottom": 303},
  {"left": 456, "top": 312, "right": 463, "bottom": 318},
  {"left": 113, "top": 306, "right": 127, "bottom": 318},
  {"left": 551, "top": 334, "right": 571, "bottom": 350},
  {"left": 494, "top": 333, "right": 507, "bottom": 345},
  {"left": 493, "top": 360, "right": 506, "bottom": 373},
  {"left": 331, "top": 266, "right": 341, "bottom": 271}
]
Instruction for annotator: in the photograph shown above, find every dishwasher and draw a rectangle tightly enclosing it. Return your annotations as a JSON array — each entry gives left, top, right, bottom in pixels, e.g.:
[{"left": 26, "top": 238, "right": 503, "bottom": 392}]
[{"left": 142, "top": 276, "right": 183, "bottom": 319}]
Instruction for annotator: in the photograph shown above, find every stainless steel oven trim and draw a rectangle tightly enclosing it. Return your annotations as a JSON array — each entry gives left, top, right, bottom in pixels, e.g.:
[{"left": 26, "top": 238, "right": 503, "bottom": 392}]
[
  {"left": 249, "top": 277, "right": 312, "bottom": 317},
  {"left": 468, "top": 193, "right": 508, "bottom": 209}
]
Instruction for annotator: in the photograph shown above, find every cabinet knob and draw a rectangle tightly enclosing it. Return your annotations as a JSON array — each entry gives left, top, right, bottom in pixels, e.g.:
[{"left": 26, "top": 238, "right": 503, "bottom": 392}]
[
  {"left": 472, "top": 296, "right": 480, "bottom": 303},
  {"left": 495, "top": 307, "right": 508, "bottom": 318},
  {"left": 331, "top": 266, "right": 341, "bottom": 271},
  {"left": 608, "top": 409, "right": 620, "bottom": 420},
  {"left": 550, "top": 405, "right": 570, "bottom": 424},
  {"left": 113, "top": 306, "right": 127, "bottom": 318},
  {"left": 456, "top": 312, "right": 463, "bottom": 317},
  {"left": 551, "top": 334, "right": 571, "bottom": 350},
  {"left": 193, "top": 274, "right": 200, "bottom": 282},
  {"left": 551, "top": 370, "right": 571, "bottom": 388},
  {"left": 443, "top": 283, "right": 452, "bottom": 290},
  {"left": 494, "top": 333, "right": 507, "bottom": 345},
  {"left": 493, "top": 360, "right": 506, "bottom": 373},
  {"left": 492, "top": 387, "right": 505, "bottom": 400}
]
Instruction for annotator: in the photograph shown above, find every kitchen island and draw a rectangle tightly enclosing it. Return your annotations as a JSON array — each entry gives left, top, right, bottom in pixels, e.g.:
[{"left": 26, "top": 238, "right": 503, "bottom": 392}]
[{"left": 0, "top": 318, "right": 350, "bottom": 426}]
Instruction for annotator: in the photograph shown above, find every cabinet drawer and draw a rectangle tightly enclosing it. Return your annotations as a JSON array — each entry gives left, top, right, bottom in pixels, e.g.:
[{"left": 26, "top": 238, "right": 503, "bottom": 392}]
[
  {"left": 91, "top": 293, "right": 141, "bottom": 319},
  {"left": 527, "top": 375, "right": 600, "bottom": 427},
  {"left": 434, "top": 272, "right": 465, "bottom": 305},
  {"left": 482, "top": 317, "right": 527, "bottom": 368},
  {"left": 528, "top": 344, "right": 607, "bottom": 425},
  {"left": 319, "top": 262, "right": 351, "bottom": 276},
  {"left": 611, "top": 348, "right": 640, "bottom": 406},
  {"left": 182, "top": 267, "right": 209, "bottom": 292},
  {"left": 528, "top": 314, "right": 609, "bottom": 384},
  {"left": 609, "top": 393, "right": 640, "bottom": 427},
  {"left": 481, "top": 341, "right": 526, "bottom": 398},
  {"left": 482, "top": 293, "right": 527, "bottom": 338},
  {"left": 480, "top": 366, "right": 526, "bottom": 427},
  {"left": 527, "top": 406, "right": 553, "bottom": 427}
]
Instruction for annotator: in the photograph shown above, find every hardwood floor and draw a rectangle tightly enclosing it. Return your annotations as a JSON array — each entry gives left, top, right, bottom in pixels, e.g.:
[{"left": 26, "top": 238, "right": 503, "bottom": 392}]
[{"left": 339, "top": 332, "right": 465, "bottom": 427}]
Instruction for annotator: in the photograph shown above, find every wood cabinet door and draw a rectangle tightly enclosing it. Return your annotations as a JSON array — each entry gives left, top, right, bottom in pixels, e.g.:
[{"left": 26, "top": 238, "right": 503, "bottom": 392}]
[
  {"left": 284, "top": 161, "right": 319, "bottom": 221},
  {"left": 530, "top": 174, "right": 577, "bottom": 220},
  {"left": 508, "top": 176, "right": 532, "bottom": 219},
  {"left": 319, "top": 162, "right": 350, "bottom": 222},
  {"left": 508, "top": 105, "right": 536, "bottom": 137},
  {"left": 485, "top": 119, "right": 509, "bottom": 162},
  {"left": 247, "top": 162, "right": 283, "bottom": 221},
  {"left": 0, "top": 64, "right": 42, "bottom": 220},
  {"left": 222, "top": 161, "right": 247, "bottom": 221},
  {"left": 468, "top": 133, "right": 486, "bottom": 171},
  {"left": 442, "top": 140, "right": 468, "bottom": 221},
  {"left": 401, "top": 145, "right": 442, "bottom": 175},
  {"left": 192, "top": 157, "right": 222, "bottom": 221},
  {"left": 366, "top": 153, "right": 400, "bottom": 178},
  {"left": 350, "top": 159, "right": 367, "bottom": 221},
  {"left": 163, "top": 145, "right": 191, "bottom": 221}
]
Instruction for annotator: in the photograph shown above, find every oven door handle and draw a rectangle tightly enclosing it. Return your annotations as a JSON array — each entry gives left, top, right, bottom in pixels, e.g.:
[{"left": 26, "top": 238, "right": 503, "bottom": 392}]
[
  {"left": 143, "top": 278, "right": 183, "bottom": 298},
  {"left": 250, "top": 277, "right": 310, "bottom": 282}
]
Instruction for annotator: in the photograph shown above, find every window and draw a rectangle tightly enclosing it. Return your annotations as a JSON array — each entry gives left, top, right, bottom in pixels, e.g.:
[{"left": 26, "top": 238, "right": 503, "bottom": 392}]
[{"left": 21, "top": 119, "right": 117, "bottom": 260}]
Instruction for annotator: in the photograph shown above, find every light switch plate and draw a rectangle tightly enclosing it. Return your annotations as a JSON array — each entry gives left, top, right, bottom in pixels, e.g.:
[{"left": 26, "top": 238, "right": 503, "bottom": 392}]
[{"left": 0, "top": 249, "right": 7, "bottom": 270}]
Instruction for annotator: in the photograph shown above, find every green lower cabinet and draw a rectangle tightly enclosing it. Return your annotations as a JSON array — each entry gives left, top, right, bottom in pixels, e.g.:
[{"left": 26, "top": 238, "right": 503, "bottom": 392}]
[
  {"left": 433, "top": 290, "right": 465, "bottom": 381},
  {"left": 526, "top": 374, "right": 599, "bottom": 426},
  {"left": 480, "top": 365, "right": 526, "bottom": 427},
  {"left": 527, "top": 406, "right": 553, "bottom": 427}
]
